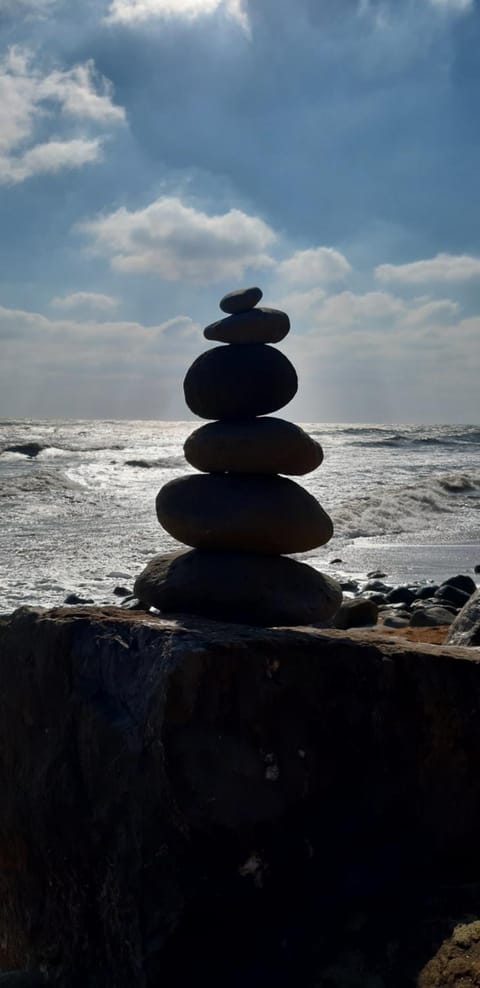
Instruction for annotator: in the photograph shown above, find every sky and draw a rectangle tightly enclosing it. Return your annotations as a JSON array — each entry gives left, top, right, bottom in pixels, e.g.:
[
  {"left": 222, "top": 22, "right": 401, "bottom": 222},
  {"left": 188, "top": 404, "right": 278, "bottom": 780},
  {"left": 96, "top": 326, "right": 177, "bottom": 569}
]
[{"left": 1, "top": 0, "right": 479, "bottom": 423}]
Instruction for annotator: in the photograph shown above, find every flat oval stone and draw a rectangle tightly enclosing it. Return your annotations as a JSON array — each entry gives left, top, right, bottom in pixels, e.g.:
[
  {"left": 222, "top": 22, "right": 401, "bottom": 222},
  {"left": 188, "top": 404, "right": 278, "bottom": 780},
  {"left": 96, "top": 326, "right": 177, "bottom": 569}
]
[
  {"left": 184, "top": 344, "right": 297, "bottom": 420},
  {"left": 184, "top": 418, "right": 323, "bottom": 476},
  {"left": 134, "top": 549, "right": 342, "bottom": 626},
  {"left": 220, "top": 286, "right": 263, "bottom": 314},
  {"left": 156, "top": 474, "right": 333, "bottom": 554},
  {"left": 204, "top": 308, "right": 290, "bottom": 344}
]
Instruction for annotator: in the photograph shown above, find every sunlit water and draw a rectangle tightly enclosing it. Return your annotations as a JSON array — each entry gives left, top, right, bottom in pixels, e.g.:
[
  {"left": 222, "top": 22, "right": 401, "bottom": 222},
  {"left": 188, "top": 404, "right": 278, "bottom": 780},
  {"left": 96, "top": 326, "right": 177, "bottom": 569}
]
[{"left": 1, "top": 419, "right": 479, "bottom": 611}]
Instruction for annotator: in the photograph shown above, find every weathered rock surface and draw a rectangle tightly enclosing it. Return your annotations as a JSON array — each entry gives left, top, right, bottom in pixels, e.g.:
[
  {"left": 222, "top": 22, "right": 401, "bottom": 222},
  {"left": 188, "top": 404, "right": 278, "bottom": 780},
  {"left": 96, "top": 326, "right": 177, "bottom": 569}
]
[
  {"left": 445, "top": 589, "right": 480, "bottom": 646},
  {"left": 184, "top": 417, "right": 324, "bottom": 476},
  {"left": 184, "top": 344, "right": 298, "bottom": 420},
  {"left": 204, "top": 308, "right": 290, "bottom": 344},
  {"left": 156, "top": 473, "right": 333, "bottom": 553},
  {"left": 2, "top": 607, "right": 480, "bottom": 986},
  {"left": 219, "top": 286, "right": 263, "bottom": 314},
  {"left": 134, "top": 549, "right": 342, "bottom": 625}
]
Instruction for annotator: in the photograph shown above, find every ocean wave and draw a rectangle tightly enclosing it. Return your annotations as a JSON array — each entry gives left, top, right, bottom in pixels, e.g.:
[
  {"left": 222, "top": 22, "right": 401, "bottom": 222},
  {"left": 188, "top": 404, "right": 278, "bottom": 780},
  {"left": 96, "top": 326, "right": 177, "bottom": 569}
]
[
  {"left": 333, "top": 470, "right": 480, "bottom": 540},
  {"left": 0, "top": 467, "right": 84, "bottom": 497}
]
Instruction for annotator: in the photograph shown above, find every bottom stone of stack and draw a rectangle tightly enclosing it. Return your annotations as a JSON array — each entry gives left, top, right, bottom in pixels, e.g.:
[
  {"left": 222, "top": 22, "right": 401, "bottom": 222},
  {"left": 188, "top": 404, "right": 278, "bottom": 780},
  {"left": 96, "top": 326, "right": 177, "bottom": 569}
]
[{"left": 134, "top": 549, "right": 342, "bottom": 626}]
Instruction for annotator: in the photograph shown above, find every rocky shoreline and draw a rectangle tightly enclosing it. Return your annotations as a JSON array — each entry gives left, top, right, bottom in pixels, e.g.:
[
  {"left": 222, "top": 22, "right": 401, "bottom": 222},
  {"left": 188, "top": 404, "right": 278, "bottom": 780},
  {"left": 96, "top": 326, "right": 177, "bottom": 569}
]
[{"left": 54, "top": 563, "right": 480, "bottom": 649}]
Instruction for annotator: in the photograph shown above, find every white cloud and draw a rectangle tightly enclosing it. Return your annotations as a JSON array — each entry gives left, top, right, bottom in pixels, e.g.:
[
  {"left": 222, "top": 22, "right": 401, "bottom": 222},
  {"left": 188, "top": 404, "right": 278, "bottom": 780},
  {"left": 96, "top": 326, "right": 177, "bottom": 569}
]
[
  {"left": 79, "top": 195, "right": 276, "bottom": 283},
  {"left": 106, "top": 0, "right": 250, "bottom": 32},
  {"left": 375, "top": 253, "right": 480, "bottom": 284},
  {"left": 277, "top": 247, "right": 352, "bottom": 286},
  {"left": 279, "top": 287, "right": 460, "bottom": 335},
  {"left": 0, "top": 47, "right": 125, "bottom": 185},
  {"left": 0, "top": 0, "right": 57, "bottom": 15},
  {"left": 51, "top": 292, "right": 119, "bottom": 312},
  {"left": 427, "top": 0, "right": 473, "bottom": 13}
]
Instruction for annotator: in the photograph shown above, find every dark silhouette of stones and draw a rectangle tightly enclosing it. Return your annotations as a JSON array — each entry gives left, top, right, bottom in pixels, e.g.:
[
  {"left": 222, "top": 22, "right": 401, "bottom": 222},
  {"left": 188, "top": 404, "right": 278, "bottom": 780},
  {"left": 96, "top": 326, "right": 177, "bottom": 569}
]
[
  {"left": 156, "top": 474, "right": 333, "bottom": 554},
  {"left": 135, "top": 549, "right": 342, "bottom": 625},
  {"left": 414, "top": 584, "right": 440, "bottom": 600},
  {"left": 184, "top": 418, "right": 323, "bottom": 476},
  {"left": 445, "top": 589, "right": 480, "bottom": 646},
  {"left": 184, "top": 344, "right": 297, "bottom": 420},
  {"left": 204, "top": 308, "right": 290, "bottom": 344},
  {"left": 0, "top": 975, "right": 45, "bottom": 986},
  {"left": 333, "top": 597, "right": 378, "bottom": 629},
  {"left": 219, "top": 286, "right": 262, "bottom": 314}
]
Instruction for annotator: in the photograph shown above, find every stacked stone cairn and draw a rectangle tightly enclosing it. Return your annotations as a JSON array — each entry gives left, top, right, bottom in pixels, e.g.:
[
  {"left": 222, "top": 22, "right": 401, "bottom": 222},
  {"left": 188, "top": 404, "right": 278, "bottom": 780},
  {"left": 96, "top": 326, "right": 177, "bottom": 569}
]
[{"left": 134, "top": 287, "right": 342, "bottom": 626}]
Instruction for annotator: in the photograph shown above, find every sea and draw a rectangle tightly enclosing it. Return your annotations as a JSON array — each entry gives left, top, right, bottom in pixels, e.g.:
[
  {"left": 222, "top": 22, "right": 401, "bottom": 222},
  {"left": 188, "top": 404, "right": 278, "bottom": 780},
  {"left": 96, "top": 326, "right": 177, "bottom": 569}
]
[{"left": 0, "top": 419, "right": 479, "bottom": 613}]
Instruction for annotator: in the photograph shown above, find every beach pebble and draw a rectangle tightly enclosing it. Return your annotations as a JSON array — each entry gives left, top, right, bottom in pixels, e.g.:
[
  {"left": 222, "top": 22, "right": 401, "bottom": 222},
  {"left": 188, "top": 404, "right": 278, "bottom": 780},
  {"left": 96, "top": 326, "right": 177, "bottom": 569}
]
[
  {"left": 410, "top": 606, "right": 456, "bottom": 627},
  {"left": 134, "top": 549, "right": 342, "bottom": 626},
  {"left": 362, "top": 580, "right": 391, "bottom": 594},
  {"left": 205, "top": 307, "right": 290, "bottom": 344},
  {"left": 474, "top": 564, "right": 480, "bottom": 574},
  {"left": 156, "top": 473, "right": 333, "bottom": 554},
  {"left": 367, "top": 570, "right": 387, "bottom": 579},
  {"left": 414, "top": 584, "right": 440, "bottom": 600},
  {"left": 64, "top": 593, "right": 94, "bottom": 605},
  {"left": 113, "top": 585, "right": 132, "bottom": 597},
  {"left": 382, "top": 616, "right": 410, "bottom": 628},
  {"left": 434, "top": 584, "right": 471, "bottom": 609},
  {"left": 219, "top": 286, "right": 263, "bottom": 314},
  {"left": 439, "top": 574, "right": 477, "bottom": 596},
  {"left": 333, "top": 597, "right": 378, "bottom": 630},
  {"left": 386, "top": 586, "right": 416, "bottom": 606},
  {"left": 184, "top": 418, "right": 323, "bottom": 476},
  {"left": 184, "top": 344, "right": 297, "bottom": 420}
]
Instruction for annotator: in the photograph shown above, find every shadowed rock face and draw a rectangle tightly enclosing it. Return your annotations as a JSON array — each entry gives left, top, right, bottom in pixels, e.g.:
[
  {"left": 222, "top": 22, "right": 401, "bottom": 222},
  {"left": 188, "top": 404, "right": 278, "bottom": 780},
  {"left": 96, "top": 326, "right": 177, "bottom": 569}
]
[{"left": 1, "top": 607, "right": 480, "bottom": 986}]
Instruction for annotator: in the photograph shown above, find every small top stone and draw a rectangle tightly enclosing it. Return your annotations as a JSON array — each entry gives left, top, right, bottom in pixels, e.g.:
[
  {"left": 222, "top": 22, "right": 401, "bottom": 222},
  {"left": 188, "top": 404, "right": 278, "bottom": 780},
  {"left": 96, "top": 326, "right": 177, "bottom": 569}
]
[{"left": 220, "top": 286, "right": 263, "bottom": 315}]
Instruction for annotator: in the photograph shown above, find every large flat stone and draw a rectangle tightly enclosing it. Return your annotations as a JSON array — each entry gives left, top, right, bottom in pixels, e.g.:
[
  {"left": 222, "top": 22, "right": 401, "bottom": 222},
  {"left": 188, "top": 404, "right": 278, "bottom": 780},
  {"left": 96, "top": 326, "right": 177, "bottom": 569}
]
[
  {"left": 204, "top": 308, "right": 290, "bottom": 344},
  {"left": 184, "top": 344, "right": 297, "bottom": 420},
  {"left": 155, "top": 473, "right": 333, "bottom": 553},
  {"left": 1, "top": 607, "right": 480, "bottom": 986},
  {"left": 183, "top": 417, "right": 323, "bottom": 475},
  {"left": 134, "top": 549, "right": 342, "bottom": 625}
]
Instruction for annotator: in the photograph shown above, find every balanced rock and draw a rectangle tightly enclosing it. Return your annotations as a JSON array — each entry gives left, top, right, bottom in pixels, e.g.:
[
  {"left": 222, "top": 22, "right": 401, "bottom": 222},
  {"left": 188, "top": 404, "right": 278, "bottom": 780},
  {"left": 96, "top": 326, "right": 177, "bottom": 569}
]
[
  {"left": 134, "top": 549, "right": 342, "bottom": 625},
  {"left": 184, "top": 417, "right": 323, "bottom": 476},
  {"left": 204, "top": 308, "right": 290, "bottom": 344},
  {"left": 184, "top": 344, "right": 297, "bottom": 420},
  {"left": 156, "top": 474, "right": 333, "bottom": 554},
  {"left": 219, "top": 286, "right": 263, "bottom": 314}
]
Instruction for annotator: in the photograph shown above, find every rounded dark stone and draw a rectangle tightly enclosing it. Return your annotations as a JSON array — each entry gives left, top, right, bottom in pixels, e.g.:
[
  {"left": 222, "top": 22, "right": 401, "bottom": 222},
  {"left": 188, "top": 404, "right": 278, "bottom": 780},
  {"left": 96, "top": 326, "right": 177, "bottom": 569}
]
[
  {"left": 156, "top": 474, "right": 333, "bottom": 554},
  {"left": 219, "top": 286, "right": 263, "bottom": 314},
  {"left": 333, "top": 597, "right": 378, "bottom": 630},
  {"left": 134, "top": 549, "right": 342, "bottom": 626},
  {"left": 183, "top": 345, "right": 297, "bottom": 420},
  {"left": 439, "top": 574, "right": 477, "bottom": 596},
  {"left": 184, "top": 418, "right": 323, "bottom": 476},
  {"left": 204, "top": 308, "right": 290, "bottom": 344},
  {"left": 434, "top": 584, "right": 471, "bottom": 608},
  {"left": 386, "top": 586, "right": 416, "bottom": 606}
]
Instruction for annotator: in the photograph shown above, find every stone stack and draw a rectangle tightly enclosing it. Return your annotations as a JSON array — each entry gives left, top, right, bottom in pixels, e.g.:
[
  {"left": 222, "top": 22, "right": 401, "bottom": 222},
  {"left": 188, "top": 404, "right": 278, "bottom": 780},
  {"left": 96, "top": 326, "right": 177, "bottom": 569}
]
[{"left": 134, "top": 287, "right": 341, "bottom": 626}]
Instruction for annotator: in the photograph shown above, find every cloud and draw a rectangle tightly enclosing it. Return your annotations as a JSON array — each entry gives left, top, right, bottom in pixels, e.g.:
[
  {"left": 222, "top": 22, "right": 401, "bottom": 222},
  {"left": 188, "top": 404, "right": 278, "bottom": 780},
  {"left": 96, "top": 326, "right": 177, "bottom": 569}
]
[
  {"left": 51, "top": 292, "right": 119, "bottom": 311},
  {"left": 426, "top": 0, "right": 473, "bottom": 12},
  {"left": 0, "top": 0, "right": 57, "bottom": 16},
  {"left": 279, "top": 287, "right": 460, "bottom": 334},
  {"left": 79, "top": 195, "right": 276, "bottom": 283},
  {"left": 0, "top": 47, "right": 125, "bottom": 185},
  {"left": 375, "top": 253, "right": 480, "bottom": 284},
  {"left": 105, "top": 0, "right": 250, "bottom": 33},
  {"left": 277, "top": 247, "right": 352, "bottom": 286},
  {"left": 0, "top": 301, "right": 202, "bottom": 416}
]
